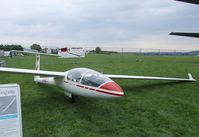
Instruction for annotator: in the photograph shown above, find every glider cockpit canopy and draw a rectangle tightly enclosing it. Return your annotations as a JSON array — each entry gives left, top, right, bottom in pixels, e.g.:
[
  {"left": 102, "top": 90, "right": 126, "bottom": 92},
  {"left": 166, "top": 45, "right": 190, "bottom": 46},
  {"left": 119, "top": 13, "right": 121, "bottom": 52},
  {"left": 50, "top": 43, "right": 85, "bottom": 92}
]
[{"left": 67, "top": 68, "right": 112, "bottom": 87}]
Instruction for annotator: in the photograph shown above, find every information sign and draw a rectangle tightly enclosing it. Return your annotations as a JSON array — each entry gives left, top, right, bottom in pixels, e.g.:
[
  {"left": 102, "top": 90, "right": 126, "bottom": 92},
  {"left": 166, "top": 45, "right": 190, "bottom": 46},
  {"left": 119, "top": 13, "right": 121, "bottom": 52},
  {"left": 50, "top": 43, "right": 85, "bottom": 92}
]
[{"left": 0, "top": 84, "right": 22, "bottom": 137}]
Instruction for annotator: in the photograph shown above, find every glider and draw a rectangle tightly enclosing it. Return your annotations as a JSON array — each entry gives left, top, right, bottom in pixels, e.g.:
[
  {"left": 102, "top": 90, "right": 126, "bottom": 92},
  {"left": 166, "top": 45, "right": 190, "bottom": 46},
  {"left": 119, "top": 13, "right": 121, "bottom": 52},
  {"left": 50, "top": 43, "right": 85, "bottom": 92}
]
[{"left": 0, "top": 51, "right": 196, "bottom": 102}]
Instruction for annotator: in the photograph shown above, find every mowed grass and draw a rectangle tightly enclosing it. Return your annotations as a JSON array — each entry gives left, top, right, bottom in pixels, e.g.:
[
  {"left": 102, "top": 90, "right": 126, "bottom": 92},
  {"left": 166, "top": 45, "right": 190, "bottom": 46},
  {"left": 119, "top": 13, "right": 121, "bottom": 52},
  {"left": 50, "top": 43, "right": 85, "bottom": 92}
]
[{"left": 0, "top": 54, "right": 199, "bottom": 137}]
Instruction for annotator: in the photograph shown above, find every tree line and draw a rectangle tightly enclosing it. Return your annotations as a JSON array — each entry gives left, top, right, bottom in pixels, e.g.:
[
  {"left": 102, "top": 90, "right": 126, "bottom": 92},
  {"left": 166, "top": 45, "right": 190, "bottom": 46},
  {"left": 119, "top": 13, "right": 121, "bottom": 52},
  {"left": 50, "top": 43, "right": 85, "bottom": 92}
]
[
  {"left": 0, "top": 44, "right": 42, "bottom": 52},
  {"left": 0, "top": 44, "right": 23, "bottom": 51}
]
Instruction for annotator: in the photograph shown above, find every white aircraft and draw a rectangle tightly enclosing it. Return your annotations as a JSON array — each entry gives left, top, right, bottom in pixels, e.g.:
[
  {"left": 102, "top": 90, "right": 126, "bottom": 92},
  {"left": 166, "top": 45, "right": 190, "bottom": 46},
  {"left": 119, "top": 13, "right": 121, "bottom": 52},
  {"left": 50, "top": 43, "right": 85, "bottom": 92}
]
[
  {"left": 0, "top": 51, "right": 196, "bottom": 102},
  {"left": 58, "top": 47, "right": 85, "bottom": 58}
]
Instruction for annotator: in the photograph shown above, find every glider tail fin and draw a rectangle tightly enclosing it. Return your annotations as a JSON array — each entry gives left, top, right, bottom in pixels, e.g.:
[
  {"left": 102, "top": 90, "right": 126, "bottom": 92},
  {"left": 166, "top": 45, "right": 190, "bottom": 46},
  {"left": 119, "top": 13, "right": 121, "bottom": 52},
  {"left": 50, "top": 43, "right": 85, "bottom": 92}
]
[
  {"left": 35, "top": 54, "right": 40, "bottom": 71},
  {"left": 34, "top": 55, "right": 40, "bottom": 82}
]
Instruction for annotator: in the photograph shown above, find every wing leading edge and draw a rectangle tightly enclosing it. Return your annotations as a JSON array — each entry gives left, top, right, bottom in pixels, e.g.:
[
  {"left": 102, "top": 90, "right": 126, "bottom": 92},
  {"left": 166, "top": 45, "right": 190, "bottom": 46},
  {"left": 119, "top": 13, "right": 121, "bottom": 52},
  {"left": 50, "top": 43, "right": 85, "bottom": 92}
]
[
  {"left": 0, "top": 67, "right": 196, "bottom": 82},
  {"left": 105, "top": 73, "right": 196, "bottom": 82},
  {"left": 0, "top": 67, "right": 66, "bottom": 77}
]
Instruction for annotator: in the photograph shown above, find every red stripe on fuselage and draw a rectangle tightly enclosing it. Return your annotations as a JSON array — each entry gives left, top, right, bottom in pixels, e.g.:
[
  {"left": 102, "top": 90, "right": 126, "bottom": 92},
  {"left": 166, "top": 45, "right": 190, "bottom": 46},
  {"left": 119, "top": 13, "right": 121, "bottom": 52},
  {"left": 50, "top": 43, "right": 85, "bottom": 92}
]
[
  {"left": 76, "top": 85, "right": 84, "bottom": 88},
  {"left": 89, "top": 88, "right": 95, "bottom": 91},
  {"left": 96, "top": 90, "right": 124, "bottom": 97},
  {"left": 64, "top": 81, "right": 124, "bottom": 97}
]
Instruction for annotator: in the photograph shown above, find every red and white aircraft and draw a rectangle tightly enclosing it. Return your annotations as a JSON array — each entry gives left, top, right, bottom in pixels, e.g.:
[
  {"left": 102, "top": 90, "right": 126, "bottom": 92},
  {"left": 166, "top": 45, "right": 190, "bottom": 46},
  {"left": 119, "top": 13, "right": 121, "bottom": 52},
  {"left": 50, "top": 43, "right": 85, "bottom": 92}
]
[
  {"left": 58, "top": 47, "right": 85, "bottom": 58},
  {"left": 0, "top": 51, "right": 196, "bottom": 102}
]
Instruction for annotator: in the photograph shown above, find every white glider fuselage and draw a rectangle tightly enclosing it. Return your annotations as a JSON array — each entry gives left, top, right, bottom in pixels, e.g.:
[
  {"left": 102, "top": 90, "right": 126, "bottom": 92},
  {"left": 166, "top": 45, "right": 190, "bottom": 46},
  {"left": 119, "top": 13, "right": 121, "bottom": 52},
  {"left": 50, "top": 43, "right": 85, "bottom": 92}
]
[{"left": 34, "top": 69, "right": 124, "bottom": 98}]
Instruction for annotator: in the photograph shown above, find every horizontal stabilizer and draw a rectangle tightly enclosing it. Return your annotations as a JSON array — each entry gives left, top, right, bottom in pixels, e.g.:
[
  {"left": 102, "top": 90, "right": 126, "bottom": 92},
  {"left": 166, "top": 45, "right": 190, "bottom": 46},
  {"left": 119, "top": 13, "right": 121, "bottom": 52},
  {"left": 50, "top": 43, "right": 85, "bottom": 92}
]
[
  {"left": 0, "top": 67, "right": 66, "bottom": 77},
  {"left": 105, "top": 73, "right": 196, "bottom": 82}
]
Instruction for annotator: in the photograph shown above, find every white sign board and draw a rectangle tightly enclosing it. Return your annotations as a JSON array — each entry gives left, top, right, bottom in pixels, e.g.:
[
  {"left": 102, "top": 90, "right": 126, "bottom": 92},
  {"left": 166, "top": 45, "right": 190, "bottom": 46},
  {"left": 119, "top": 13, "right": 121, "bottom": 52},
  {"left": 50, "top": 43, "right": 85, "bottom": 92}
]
[{"left": 0, "top": 84, "right": 22, "bottom": 137}]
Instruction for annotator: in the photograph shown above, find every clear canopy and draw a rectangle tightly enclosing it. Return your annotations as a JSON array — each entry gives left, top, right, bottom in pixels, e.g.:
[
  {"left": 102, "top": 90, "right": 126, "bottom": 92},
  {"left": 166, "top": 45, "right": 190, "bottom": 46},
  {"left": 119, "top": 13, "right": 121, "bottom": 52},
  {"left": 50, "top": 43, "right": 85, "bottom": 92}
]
[
  {"left": 67, "top": 68, "right": 111, "bottom": 87},
  {"left": 67, "top": 68, "right": 88, "bottom": 82}
]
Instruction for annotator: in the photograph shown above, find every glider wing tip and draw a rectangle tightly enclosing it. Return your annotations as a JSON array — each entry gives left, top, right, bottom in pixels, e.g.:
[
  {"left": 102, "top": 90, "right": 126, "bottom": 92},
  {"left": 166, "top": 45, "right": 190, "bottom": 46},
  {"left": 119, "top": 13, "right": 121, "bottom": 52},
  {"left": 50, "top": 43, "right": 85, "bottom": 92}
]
[
  {"left": 188, "top": 73, "right": 197, "bottom": 81},
  {"left": 169, "top": 32, "right": 174, "bottom": 35}
]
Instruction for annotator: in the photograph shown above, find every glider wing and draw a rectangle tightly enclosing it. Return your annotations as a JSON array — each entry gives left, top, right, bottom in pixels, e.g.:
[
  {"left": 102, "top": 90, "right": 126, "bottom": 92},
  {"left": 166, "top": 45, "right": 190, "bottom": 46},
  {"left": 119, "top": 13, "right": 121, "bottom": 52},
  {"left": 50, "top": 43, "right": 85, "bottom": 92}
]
[
  {"left": 11, "top": 50, "right": 60, "bottom": 57},
  {"left": 0, "top": 67, "right": 65, "bottom": 77},
  {"left": 12, "top": 50, "right": 82, "bottom": 57},
  {"left": 105, "top": 73, "right": 196, "bottom": 82}
]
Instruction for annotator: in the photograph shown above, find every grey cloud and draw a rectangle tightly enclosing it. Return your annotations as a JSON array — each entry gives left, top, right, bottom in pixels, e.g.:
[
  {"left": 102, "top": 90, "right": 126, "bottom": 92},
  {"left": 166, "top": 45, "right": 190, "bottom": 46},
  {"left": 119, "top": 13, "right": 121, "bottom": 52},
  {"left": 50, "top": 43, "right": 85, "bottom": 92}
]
[{"left": 0, "top": 0, "right": 198, "bottom": 49}]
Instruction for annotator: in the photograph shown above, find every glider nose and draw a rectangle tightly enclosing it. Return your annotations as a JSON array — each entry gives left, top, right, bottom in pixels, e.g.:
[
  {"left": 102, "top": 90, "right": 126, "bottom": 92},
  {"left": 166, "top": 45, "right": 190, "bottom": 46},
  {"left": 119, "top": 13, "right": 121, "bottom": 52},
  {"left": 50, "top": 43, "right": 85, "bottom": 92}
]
[{"left": 100, "top": 81, "right": 124, "bottom": 97}]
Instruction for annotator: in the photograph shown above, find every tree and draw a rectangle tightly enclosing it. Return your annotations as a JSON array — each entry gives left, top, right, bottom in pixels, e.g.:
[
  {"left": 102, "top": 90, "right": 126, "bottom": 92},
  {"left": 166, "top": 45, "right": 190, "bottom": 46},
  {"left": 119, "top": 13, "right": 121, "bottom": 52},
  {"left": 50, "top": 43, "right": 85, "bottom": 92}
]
[
  {"left": 0, "top": 44, "right": 23, "bottom": 51},
  {"left": 95, "top": 46, "right": 101, "bottom": 54},
  {"left": 11, "top": 44, "right": 23, "bottom": 51},
  {"left": 30, "top": 44, "right": 42, "bottom": 52}
]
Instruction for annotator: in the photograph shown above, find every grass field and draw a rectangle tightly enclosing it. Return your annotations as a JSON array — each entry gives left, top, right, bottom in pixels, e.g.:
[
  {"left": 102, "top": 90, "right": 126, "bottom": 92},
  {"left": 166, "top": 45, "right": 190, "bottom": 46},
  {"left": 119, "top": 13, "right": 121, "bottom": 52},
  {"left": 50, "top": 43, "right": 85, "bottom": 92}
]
[{"left": 0, "top": 54, "right": 199, "bottom": 137}]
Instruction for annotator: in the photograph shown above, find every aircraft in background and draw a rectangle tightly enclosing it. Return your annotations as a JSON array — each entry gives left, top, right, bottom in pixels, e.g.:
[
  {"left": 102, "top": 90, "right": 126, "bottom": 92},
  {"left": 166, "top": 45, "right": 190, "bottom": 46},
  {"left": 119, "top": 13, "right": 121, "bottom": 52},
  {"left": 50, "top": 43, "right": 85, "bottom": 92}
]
[
  {"left": 58, "top": 47, "right": 85, "bottom": 58},
  {"left": 170, "top": 32, "right": 199, "bottom": 38},
  {"left": 0, "top": 51, "right": 196, "bottom": 102},
  {"left": 175, "top": 0, "right": 199, "bottom": 5},
  {"left": 170, "top": 0, "right": 199, "bottom": 38}
]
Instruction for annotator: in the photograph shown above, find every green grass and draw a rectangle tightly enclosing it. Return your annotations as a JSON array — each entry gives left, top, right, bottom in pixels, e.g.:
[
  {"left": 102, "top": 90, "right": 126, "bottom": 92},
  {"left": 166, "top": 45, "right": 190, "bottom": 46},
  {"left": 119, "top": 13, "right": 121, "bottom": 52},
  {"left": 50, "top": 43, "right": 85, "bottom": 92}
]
[{"left": 0, "top": 54, "right": 199, "bottom": 137}]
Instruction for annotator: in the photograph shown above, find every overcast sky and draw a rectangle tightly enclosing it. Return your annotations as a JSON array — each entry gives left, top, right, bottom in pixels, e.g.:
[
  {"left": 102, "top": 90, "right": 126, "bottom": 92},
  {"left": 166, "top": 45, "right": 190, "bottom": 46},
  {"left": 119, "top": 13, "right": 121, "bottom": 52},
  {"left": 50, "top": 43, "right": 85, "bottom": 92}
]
[{"left": 0, "top": 0, "right": 198, "bottom": 50}]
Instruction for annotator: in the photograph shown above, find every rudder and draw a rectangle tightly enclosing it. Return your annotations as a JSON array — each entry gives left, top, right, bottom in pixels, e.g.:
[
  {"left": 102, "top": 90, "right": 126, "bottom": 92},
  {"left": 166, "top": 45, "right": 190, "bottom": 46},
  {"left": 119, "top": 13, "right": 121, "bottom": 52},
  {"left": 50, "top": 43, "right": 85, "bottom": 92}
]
[{"left": 34, "top": 54, "right": 40, "bottom": 82}]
